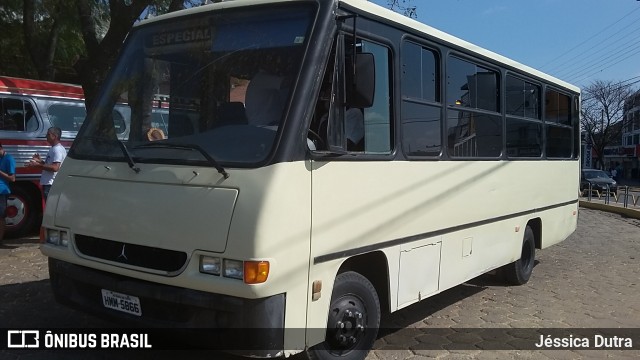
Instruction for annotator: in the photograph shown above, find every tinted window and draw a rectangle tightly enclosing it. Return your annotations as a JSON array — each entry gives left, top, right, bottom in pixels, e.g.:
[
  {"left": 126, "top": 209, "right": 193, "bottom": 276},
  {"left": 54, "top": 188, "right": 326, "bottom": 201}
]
[
  {"left": 448, "top": 57, "right": 498, "bottom": 112},
  {"left": 402, "top": 101, "right": 441, "bottom": 157},
  {"left": 0, "top": 98, "right": 36, "bottom": 132},
  {"left": 546, "top": 125, "right": 572, "bottom": 158},
  {"left": 506, "top": 119, "right": 542, "bottom": 158},
  {"left": 573, "top": 97, "right": 580, "bottom": 159},
  {"left": 48, "top": 104, "right": 86, "bottom": 131},
  {"left": 545, "top": 90, "right": 571, "bottom": 125},
  {"left": 402, "top": 41, "right": 439, "bottom": 102},
  {"left": 447, "top": 110, "right": 502, "bottom": 157},
  {"left": 401, "top": 41, "right": 440, "bottom": 158},
  {"left": 506, "top": 75, "right": 540, "bottom": 119},
  {"left": 362, "top": 40, "right": 392, "bottom": 154}
]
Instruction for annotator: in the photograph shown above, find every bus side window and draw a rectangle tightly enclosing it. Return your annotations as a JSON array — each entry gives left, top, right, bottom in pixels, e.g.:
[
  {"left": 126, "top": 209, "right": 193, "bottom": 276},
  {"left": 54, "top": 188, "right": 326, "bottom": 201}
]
[
  {"left": 0, "top": 97, "right": 37, "bottom": 132},
  {"left": 309, "top": 37, "right": 391, "bottom": 154},
  {"left": 357, "top": 40, "right": 392, "bottom": 154}
]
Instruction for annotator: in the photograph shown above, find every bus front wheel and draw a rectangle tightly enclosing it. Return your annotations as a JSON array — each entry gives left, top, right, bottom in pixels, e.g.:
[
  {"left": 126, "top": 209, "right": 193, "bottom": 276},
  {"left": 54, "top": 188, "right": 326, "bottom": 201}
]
[
  {"left": 6, "top": 186, "right": 41, "bottom": 238},
  {"left": 503, "top": 225, "right": 536, "bottom": 285},
  {"left": 306, "top": 271, "right": 380, "bottom": 360}
]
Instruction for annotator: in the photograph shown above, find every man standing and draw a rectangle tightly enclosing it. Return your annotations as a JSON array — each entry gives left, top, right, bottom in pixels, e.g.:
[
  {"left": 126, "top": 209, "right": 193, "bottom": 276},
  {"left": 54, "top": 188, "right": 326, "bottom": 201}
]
[
  {"left": 0, "top": 142, "right": 16, "bottom": 244},
  {"left": 27, "top": 127, "right": 67, "bottom": 201}
]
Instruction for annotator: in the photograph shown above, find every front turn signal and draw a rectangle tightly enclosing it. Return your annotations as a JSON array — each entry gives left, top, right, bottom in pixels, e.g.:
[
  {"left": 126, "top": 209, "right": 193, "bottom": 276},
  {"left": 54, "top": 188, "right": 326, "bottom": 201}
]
[{"left": 244, "top": 261, "right": 270, "bottom": 284}]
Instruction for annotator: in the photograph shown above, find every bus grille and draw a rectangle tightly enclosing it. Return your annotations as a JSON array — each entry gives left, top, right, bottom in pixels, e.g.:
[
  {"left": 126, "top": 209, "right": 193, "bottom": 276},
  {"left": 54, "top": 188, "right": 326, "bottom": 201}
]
[{"left": 74, "top": 234, "right": 188, "bottom": 274}]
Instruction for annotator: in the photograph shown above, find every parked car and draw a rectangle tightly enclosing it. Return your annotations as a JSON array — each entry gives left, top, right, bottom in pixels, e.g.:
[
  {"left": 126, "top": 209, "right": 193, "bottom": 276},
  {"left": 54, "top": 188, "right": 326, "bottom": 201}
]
[{"left": 581, "top": 169, "right": 617, "bottom": 194}]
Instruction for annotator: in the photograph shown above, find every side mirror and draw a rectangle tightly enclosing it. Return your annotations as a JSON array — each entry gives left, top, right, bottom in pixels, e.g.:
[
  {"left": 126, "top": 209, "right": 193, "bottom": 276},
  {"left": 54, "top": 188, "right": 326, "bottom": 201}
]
[{"left": 346, "top": 53, "right": 375, "bottom": 108}]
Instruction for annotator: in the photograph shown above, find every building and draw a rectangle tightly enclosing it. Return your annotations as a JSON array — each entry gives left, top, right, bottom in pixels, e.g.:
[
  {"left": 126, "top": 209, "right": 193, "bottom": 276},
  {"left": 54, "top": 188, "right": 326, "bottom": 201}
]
[{"left": 618, "top": 90, "right": 640, "bottom": 179}]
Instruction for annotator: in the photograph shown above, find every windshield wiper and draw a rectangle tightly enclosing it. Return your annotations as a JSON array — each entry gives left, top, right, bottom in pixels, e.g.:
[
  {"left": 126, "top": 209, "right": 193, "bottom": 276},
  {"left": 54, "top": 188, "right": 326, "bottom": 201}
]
[
  {"left": 118, "top": 140, "right": 141, "bottom": 173},
  {"left": 134, "top": 142, "right": 229, "bottom": 179}
]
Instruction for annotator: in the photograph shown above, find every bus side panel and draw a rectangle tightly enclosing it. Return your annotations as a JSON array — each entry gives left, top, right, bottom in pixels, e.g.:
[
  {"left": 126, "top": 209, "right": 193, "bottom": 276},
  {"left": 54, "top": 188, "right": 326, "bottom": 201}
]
[
  {"left": 539, "top": 203, "right": 579, "bottom": 249},
  {"left": 307, "top": 159, "right": 578, "bottom": 328},
  {"left": 438, "top": 219, "right": 524, "bottom": 292}
]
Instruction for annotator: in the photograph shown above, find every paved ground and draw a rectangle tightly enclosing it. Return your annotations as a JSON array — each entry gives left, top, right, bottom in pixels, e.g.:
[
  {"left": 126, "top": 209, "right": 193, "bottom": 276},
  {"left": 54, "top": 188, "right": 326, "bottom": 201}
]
[{"left": 0, "top": 208, "right": 639, "bottom": 359}]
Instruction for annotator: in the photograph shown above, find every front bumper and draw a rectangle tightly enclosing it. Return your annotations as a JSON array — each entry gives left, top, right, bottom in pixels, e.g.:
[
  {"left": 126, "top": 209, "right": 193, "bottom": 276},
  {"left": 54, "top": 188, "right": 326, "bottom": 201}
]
[{"left": 48, "top": 258, "right": 285, "bottom": 356}]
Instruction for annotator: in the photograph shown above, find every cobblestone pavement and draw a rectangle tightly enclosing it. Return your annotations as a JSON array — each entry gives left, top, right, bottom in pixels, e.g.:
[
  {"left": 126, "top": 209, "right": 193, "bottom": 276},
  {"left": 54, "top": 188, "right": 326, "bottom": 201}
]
[{"left": 1, "top": 208, "right": 639, "bottom": 359}]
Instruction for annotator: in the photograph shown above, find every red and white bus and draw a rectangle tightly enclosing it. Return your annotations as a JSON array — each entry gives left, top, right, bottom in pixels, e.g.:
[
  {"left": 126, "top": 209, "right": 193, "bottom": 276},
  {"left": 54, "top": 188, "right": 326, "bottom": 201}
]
[{"left": 0, "top": 76, "right": 85, "bottom": 237}]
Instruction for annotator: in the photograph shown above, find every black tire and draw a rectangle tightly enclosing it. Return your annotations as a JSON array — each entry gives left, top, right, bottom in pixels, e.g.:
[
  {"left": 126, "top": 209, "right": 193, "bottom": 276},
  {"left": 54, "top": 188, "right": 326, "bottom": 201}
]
[
  {"left": 503, "top": 226, "right": 536, "bottom": 285},
  {"left": 6, "top": 185, "right": 41, "bottom": 238},
  {"left": 306, "top": 271, "right": 380, "bottom": 360}
]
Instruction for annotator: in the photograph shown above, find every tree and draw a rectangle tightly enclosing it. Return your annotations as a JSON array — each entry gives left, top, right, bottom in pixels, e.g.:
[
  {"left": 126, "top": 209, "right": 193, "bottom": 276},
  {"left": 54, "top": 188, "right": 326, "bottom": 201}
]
[
  {"left": 74, "top": 0, "right": 208, "bottom": 109},
  {"left": 0, "top": 0, "right": 30, "bottom": 77},
  {"left": 386, "top": 0, "right": 417, "bottom": 19},
  {"left": 581, "top": 80, "right": 634, "bottom": 170},
  {"left": 0, "top": 0, "right": 82, "bottom": 81},
  {"left": 0, "top": 0, "right": 199, "bottom": 107}
]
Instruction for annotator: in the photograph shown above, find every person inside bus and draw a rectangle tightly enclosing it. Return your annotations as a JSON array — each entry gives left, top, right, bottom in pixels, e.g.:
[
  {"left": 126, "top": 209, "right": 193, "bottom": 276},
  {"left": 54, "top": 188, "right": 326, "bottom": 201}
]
[
  {"left": 245, "top": 69, "right": 288, "bottom": 127},
  {"left": 315, "top": 104, "right": 365, "bottom": 151}
]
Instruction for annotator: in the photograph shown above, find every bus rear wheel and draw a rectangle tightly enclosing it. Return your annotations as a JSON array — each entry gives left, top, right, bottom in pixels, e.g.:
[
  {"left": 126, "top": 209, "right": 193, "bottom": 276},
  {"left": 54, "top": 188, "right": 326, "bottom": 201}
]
[
  {"left": 502, "top": 225, "right": 536, "bottom": 285},
  {"left": 306, "top": 271, "right": 380, "bottom": 360}
]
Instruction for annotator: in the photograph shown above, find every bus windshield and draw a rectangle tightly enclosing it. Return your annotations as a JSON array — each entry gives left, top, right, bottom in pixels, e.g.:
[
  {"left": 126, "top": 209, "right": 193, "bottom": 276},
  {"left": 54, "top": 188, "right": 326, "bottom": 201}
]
[{"left": 71, "top": 4, "right": 314, "bottom": 166}]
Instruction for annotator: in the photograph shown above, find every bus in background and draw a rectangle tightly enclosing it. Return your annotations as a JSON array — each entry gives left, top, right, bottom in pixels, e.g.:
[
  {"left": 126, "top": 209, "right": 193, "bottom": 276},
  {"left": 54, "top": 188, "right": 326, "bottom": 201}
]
[
  {"left": 40, "top": 0, "right": 580, "bottom": 359},
  {"left": 0, "top": 76, "right": 84, "bottom": 237}
]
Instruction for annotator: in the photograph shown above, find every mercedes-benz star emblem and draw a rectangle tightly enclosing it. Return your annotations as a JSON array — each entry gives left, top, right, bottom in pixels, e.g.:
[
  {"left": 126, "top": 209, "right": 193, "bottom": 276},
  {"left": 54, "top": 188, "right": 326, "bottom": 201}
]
[{"left": 117, "top": 244, "right": 128, "bottom": 261}]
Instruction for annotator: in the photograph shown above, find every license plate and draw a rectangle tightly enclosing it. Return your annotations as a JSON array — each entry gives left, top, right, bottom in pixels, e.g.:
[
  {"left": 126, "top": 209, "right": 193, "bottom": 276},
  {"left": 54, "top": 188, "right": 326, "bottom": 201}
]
[{"left": 101, "top": 289, "right": 142, "bottom": 316}]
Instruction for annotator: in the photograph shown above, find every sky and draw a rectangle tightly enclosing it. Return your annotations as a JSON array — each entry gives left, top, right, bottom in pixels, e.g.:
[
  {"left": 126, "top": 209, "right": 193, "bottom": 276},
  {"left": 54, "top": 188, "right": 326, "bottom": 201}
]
[{"left": 370, "top": 0, "right": 640, "bottom": 90}]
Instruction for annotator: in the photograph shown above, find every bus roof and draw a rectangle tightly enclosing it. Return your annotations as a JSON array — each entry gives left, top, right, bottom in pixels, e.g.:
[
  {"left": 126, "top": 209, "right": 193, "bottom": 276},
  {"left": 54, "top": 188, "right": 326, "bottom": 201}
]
[
  {"left": 0, "top": 76, "right": 85, "bottom": 100},
  {"left": 136, "top": 0, "right": 579, "bottom": 94}
]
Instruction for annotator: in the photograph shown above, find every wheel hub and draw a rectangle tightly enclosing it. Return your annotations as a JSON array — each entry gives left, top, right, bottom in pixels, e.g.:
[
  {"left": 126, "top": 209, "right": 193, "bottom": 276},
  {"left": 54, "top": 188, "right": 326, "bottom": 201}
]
[{"left": 328, "top": 298, "right": 366, "bottom": 349}]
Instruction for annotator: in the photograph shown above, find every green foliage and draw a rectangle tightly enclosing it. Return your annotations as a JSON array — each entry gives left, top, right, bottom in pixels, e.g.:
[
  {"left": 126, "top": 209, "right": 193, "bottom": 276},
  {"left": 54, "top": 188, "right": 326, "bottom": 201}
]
[
  {"left": 0, "top": 0, "right": 193, "bottom": 82},
  {"left": 386, "top": 0, "right": 417, "bottom": 19},
  {"left": 0, "top": 0, "right": 30, "bottom": 77}
]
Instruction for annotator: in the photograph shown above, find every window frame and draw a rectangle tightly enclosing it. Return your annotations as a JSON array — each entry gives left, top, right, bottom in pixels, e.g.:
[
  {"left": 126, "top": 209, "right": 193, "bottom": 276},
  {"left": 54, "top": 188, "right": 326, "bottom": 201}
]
[
  {"left": 400, "top": 38, "right": 443, "bottom": 159},
  {"left": 446, "top": 53, "right": 503, "bottom": 159}
]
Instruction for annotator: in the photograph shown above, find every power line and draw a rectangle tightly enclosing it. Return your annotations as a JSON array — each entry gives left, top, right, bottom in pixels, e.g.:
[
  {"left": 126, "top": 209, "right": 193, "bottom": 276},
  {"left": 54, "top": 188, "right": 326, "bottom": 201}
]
[
  {"left": 547, "top": 19, "right": 640, "bottom": 76},
  {"left": 540, "top": 6, "right": 640, "bottom": 70},
  {"left": 562, "top": 39, "right": 640, "bottom": 81},
  {"left": 569, "top": 44, "right": 640, "bottom": 84}
]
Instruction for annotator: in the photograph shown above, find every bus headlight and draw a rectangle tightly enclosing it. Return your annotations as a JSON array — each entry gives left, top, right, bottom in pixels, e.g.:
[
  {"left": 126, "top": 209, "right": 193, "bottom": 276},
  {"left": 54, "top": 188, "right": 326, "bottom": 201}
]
[
  {"left": 199, "top": 256, "right": 221, "bottom": 275},
  {"left": 223, "top": 259, "right": 244, "bottom": 280},
  {"left": 44, "top": 229, "right": 70, "bottom": 247}
]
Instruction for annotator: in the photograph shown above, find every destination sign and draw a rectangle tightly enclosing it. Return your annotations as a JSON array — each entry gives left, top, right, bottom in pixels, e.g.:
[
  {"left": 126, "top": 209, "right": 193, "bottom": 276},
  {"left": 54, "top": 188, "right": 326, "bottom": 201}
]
[{"left": 150, "top": 27, "right": 211, "bottom": 47}]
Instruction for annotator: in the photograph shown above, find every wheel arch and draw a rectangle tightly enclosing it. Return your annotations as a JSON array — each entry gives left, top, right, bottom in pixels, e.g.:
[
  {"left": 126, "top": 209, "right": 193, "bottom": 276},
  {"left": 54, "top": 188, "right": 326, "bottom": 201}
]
[
  {"left": 336, "top": 251, "right": 390, "bottom": 315},
  {"left": 527, "top": 217, "right": 542, "bottom": 249}
]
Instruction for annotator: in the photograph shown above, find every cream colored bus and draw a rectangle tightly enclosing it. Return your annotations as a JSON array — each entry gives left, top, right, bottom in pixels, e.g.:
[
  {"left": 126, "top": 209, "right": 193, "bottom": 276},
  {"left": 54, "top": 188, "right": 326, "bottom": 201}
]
[{"left": 40, "top": 0, "right": 579, "bottom": 358}]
